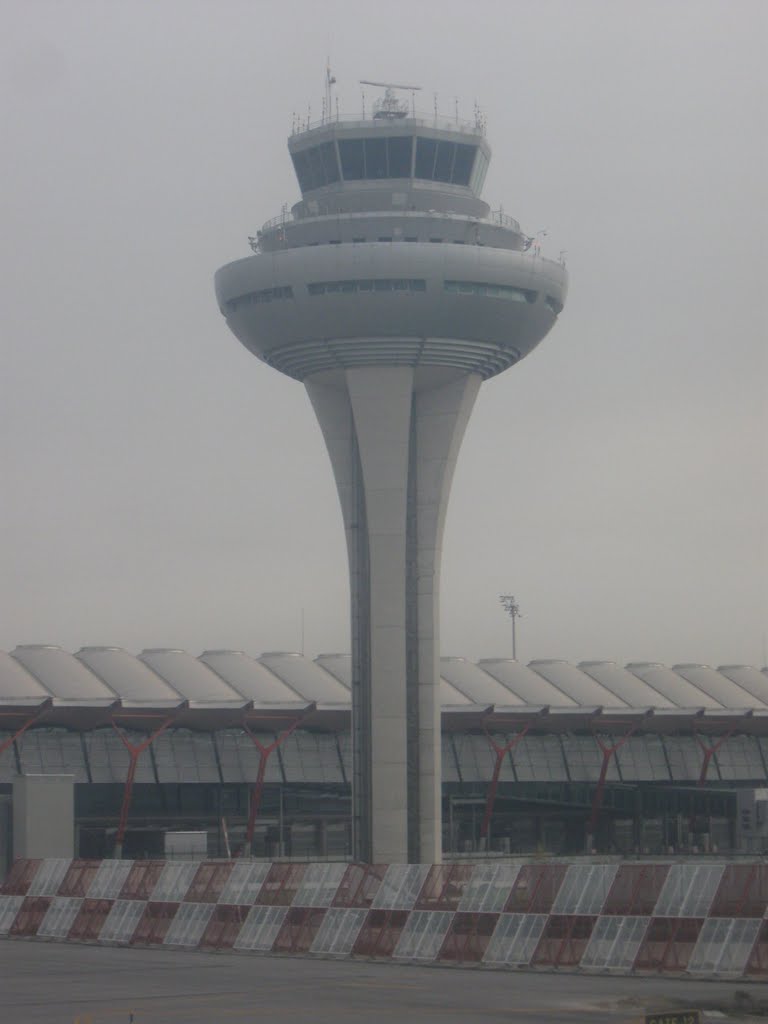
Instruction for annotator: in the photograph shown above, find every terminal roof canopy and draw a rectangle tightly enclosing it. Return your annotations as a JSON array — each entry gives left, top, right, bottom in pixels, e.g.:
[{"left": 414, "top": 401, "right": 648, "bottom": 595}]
[
  {"left": 11, "top": 646, "right": 117, "bottom": 704},
  {"left": 257, "top": 653, "right": 351, "bottom": 704},
  {"left": 478, "top": 659, "right": 579, "bottom": 707},
  {"left": 625, "top": 663, "right": 724, "bottom": 709},
  {"left": 0, "top": 648, "right": 766, "bottom": 715},
  {"left": 526, "top": 660, "right": 628, "bottom": 708},
  {"left": 577, "top": 662, "right": 676, "bottom": 709},
  {"left": 0, "top": 651, "right": 51, "bottom": 702},
  {"left": 672, "top": 664, "right": 768, "bottom": 710},
  {"left": 138, "top": 649, "right": 246, "bottom": 705},
  {"left": 718, "top": 665, "right": 768, "bottom": 705},
  {"left": 200, "top": 650, "right": 308, "bottom": 705},
  {"left": 76, "top": 647, "right": 182, "bottom": 705},
  {"left": 440, "top": 658, "right": 525, "bottom": 707}
]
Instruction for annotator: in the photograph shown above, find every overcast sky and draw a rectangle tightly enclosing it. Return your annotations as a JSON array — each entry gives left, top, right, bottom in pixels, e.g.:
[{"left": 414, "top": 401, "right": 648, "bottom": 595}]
[{"left": 1, "top": 0, "right": 765, "bottom": 669}]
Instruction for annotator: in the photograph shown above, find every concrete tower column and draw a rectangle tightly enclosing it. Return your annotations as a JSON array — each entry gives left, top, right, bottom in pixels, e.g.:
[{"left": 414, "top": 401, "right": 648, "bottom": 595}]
[{"left": 307, "top": 362, "right": 480, "bottom": 863}]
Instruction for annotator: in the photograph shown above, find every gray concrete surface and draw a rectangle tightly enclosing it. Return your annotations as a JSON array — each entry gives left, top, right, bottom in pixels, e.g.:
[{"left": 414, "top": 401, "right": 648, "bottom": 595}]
[{"left": 1, "top": 938, "right": 763, "bottom": 1024}]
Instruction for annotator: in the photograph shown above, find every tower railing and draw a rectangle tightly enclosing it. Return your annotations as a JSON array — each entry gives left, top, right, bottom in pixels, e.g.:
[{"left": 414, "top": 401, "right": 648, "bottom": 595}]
[
  {"left": 255, "top": 207, "right": 521, "bottom": 238},
  {"left": 290, "top": 111, "right": 486, "bottom": 137}
]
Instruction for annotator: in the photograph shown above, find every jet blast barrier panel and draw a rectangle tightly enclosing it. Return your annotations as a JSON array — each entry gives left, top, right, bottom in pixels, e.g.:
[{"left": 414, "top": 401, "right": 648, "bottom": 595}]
[
  {"left": 151, "top": 862, "right": 199, "bottom": 902},
  {"left": 372, "top": 865, "right": 431, "bottom": 910},
  {"left": 87, "top": 860, "right": 134, "bottom": 900},
  {"left": 0, "top": 895, "right": 23, "bottom": 935},
  {"left": 164, "top": 902, "right": 216, "bottom": 946},
  {"left": 580, "top": 916, "right": 649, "bottom": 970},
  {"left": 654, "top": 865, "right": 725, "bottom": 917},
  {"left": 394, "top": 910, "right": 453, "bottom": 960},
  {"left": 458, "top": 864, "right": 520, "bottom": 913},
  {"left": 99, "top": 899, "right": 145, "bottom": 943},
  {"left": 688, "top": 917, "right": 763, "bottom": 975},
  {"left": 234, "top": 905, "right": 288, "bottom": 951},
  {"left": 292, "top": 863, "right": 348, "bottom": 907},
  {"left": 483, "top": 913, "right": 547, "bottom": 965},
  {"left": 552, "top": 865, "right": 618, "bottom": 915},
  {"left": 37, "top": 896, "right": 83, "bottom": 938},
  {"left": 27, "top": 858, "right": 71, "bottom": 897},
  {"left": 311, "top": 907, "right": 367, "bottom": 955}
]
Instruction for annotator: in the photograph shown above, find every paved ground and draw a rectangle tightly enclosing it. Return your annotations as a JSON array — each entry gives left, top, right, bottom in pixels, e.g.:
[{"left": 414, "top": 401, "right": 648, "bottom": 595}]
[{"left": 1, "top": 939, "right": 764, "bottom": 1024}]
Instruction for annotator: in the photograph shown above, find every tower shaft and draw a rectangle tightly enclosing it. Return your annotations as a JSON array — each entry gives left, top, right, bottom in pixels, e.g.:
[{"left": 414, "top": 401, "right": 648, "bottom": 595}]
[{"left": 307, "top": 366, "right": 480, "bottom": 862}]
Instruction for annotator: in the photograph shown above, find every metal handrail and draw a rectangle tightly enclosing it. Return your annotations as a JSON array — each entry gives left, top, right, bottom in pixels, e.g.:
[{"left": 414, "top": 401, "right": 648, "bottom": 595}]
[
  {"left": 290, "top": 111, "right": 485, "bottom": 138},
  {"left": 257, "top": 208, "right": 521, "bottom": 237}
]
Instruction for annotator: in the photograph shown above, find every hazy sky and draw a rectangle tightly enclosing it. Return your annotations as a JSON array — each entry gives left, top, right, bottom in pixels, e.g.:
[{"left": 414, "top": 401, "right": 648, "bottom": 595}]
[{"left": 1, "top": 0, "right": 765, "bottom": 668}]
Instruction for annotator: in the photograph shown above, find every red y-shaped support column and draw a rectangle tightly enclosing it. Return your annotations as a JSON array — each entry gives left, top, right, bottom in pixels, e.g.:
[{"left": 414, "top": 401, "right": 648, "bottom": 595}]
[
  {"left": 0, "top": 703, "right": 50, "bottom": 760},
  {"left": 112, "top": 714, "right": 177, "bottom": 857},
  {"left": 480, "top": 722, "right": 532, "bottom": 840},
  {"left": 586, "top": 722, "right": 643, "bottom": 844},
  {"left": 239, "top": 715, "right": 309, "bottom": 857},
  {"left": 695, "top": 724, "right": 741, "bottom": 785}
]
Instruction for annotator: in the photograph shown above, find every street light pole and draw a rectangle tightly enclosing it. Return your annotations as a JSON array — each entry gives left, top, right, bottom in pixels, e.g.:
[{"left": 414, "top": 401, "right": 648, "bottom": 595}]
[{"left": 499, "top": 594, "right": 522, "bottom": 660}]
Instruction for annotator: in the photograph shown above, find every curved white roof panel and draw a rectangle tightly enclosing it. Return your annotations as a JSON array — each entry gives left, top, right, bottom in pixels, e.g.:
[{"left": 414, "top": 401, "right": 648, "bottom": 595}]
[
  {"left": 578, "top": 662, "right": 675, "bottom": 709},
  {"left": 315, "top": 653, "right": 475, "bottom": 707},
  {"left": 258, "top": 653, "right": 351, "bottom": 704},
  {"left": 625, "top": 663, "right": 724, "bottom": 709},
  {"left": 672, "top": 664, "right": 768, "bottom": 710},
  {"left": 718, "top": 666, "right": 768, "bottom": 706},
  {"left": 0, "top": 651, "right": 51, "bottom": 702},
  {"left": 527, "top": 660, "right": 628, "bottom": 708},
  {"left": 139, "top": 649, "right": 245, "bottom": 705},
  {"left": 440, "top": 657, "right": 525, "bottom": 706},
  {"left": 440, "top": 677, "right": 474, "bottom": 706},
  {"left": 314, "top": 654, "right": 352, "bottom": 687},
  {"left": 478, "top": 659, "right": 578, "bottom": 707},
  {"left": 11, "top": 646, "right": 117, "bottom": 704},
  {"left": 76, "top": 647, "right": 182, "bottom": 705},
  {"left": 200, "top": 650, "right": 305, "bottom": 704}
]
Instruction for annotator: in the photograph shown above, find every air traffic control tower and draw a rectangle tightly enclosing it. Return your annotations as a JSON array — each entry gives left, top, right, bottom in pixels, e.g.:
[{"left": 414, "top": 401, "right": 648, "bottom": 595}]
[{"left": 215, "top": 82, "right": 567, "bottom": 864}]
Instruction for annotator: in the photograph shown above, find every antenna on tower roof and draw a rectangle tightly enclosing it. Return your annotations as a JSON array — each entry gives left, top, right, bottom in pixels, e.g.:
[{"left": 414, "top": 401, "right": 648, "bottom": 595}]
[
  {"left": 324, "top": 60, "right": 337, "bottom": 125},
  {"left": 359, "top": 79, "right": 421, "bottom": 120}
]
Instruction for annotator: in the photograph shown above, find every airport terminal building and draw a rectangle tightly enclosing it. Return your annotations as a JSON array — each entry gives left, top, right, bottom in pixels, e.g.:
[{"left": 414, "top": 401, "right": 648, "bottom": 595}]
[{"left": 1, "top": 645, "right": 767, "bottom": 870}]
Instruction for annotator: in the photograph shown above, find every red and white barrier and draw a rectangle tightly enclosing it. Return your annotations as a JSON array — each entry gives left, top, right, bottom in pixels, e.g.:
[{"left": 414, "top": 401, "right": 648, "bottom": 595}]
[{"left": 2, "top": 858, "right": 767, "bottom": 976}]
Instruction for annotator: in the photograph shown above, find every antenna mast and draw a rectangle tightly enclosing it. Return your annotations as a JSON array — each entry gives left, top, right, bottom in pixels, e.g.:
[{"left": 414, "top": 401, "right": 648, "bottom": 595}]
[
  {"left": 324, "top": 60, "right": 337, "bottom": 124},
  {"left": 359, "top": 79, "right": 421, "bottom": 120}
]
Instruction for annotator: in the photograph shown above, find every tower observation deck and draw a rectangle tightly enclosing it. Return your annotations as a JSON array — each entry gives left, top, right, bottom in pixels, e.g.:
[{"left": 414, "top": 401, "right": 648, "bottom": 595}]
[{"left": 215, "top": 84, "right": 567, "bottom": 863}]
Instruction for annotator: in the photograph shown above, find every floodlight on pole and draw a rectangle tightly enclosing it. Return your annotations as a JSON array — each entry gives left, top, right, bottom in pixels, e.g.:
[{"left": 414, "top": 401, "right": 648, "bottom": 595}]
[{"left": 499, "top": 594, "right": 522, "bottom": 660}]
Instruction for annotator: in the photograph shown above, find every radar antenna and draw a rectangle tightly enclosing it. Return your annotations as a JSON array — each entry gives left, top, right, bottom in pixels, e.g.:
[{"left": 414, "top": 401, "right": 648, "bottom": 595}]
[{"left": 359, "top": 79, "right": 421, "bottom": 120}]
